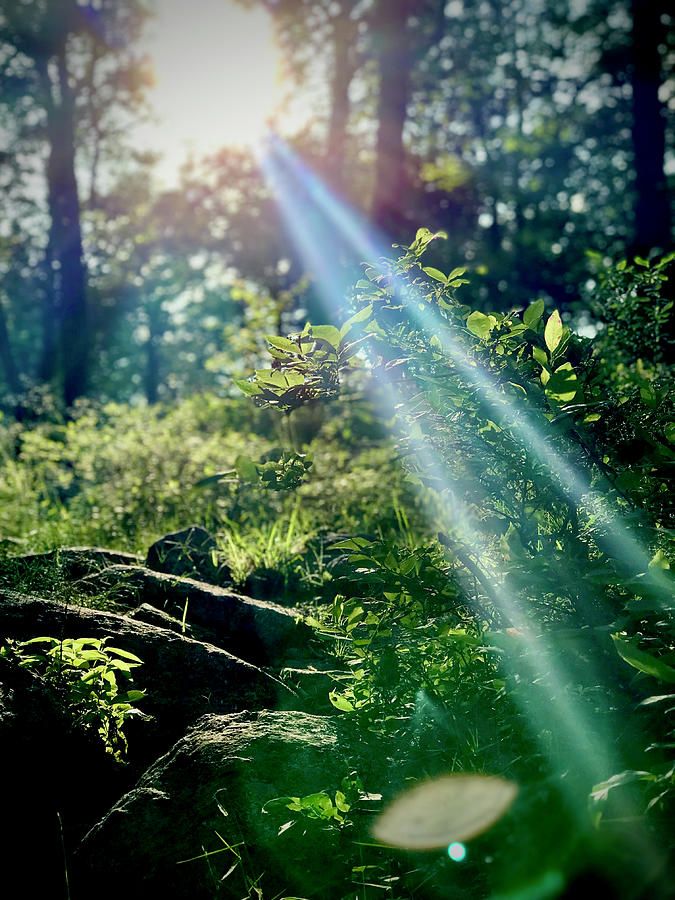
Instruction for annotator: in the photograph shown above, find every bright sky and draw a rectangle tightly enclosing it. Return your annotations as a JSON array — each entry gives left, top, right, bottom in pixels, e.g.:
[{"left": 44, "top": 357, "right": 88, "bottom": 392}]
[{"left": 136, "top": 0, "right": 287, "bottom": 186}]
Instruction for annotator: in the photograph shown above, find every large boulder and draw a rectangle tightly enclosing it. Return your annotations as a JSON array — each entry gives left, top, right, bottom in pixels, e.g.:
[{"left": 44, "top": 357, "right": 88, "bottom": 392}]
[
  {"left": 146, "top": 526, "right": 230, "bottom": 585},
  {"left": 0, "top": 654, "right": 129, "bottom": 896},
  {"left": 77, "top": 565, "right": 311, "bottom": 665},
  {"left": 76, "top": 710, "right": 374, "bottom": 899},
  {"left": 0, "top": 592, "right": 289, "bottom": 761}
]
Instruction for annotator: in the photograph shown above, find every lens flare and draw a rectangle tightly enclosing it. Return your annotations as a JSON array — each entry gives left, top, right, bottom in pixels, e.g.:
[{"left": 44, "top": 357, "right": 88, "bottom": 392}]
[{"left": 448, "top": 842, "right": 467, "bottom": 861}]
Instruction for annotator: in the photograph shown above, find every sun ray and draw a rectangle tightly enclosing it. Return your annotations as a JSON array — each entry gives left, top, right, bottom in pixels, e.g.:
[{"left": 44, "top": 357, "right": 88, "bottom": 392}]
[{"left": 256, "top": 139, "right": 672, "bottom": 874}]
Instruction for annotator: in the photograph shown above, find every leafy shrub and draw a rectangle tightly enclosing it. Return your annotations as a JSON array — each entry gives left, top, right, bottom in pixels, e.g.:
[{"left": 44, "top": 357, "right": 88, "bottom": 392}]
[
  {"left": 0, "top": 391, "right": 417, "bottom": 555},
  {"left": 240, "top": 230, "right": 675, "bottom": 892},
  {"left": 0, "top": 636, "right": 148, "bottom": 759}
]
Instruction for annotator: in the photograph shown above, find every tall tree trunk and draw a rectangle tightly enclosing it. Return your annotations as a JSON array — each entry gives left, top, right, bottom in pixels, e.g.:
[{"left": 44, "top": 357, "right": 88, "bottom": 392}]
[
  {"left": 371, "top": 0, "right": 415, "bottom": 239},
  {"left": 53, "top": 49, "right": 88, "bottom": 407},
  {"left": 630, "top": 0, "right": 671, "bottom": 256},
  {"left": 325, "top": 8, "right": 358, "bottom": 193},
  {"left": 35, "top": 59, "right": 59, "bottom": 386},
  {"left": 37, "top": 35, "right": 89, "bottom": 408}
]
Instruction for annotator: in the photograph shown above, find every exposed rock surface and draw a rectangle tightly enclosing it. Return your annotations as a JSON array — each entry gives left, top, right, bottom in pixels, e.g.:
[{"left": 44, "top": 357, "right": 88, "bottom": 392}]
[
  {"left": 0, "top": 592, "right": 289, "bottom": 759},
  {"left": 145, "top": 525, "right": 231, "bottom": 585},
  {"left": 76, "top": 710, "right": 367, "bottom": 899},
  {"left": 0, "top": 536, "right": 349, "bottom": 898},
  {"left": 77, "top": 564, "right": 311, "bottom": 665},
  {"left": 127, "top": 601, "right": 192, "bottom": 634},
  {"left": 2, "top": 546, "right": 142, "bottom": 580},
  {"left": 0, "top": 654, "right": 128, "bottom": 896}
]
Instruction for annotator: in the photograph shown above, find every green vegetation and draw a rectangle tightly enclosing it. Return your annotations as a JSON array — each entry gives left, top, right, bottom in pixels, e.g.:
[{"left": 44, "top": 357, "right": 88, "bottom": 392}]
[
  {"left": 0, "top": 636, "right": 147, "bottom": 759},
  {"left": 229, "top": 237, "right": 674, "bottom": 896},
  {"left": 0, "top": 1, "right": 673, "bottom": 893},
  {"left": 1, "top": 238, "right": 671, "bottom": 897}
]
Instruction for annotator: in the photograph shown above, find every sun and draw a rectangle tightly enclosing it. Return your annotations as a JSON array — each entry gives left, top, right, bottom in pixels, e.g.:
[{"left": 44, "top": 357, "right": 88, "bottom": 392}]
[{"left": 138, "top": 0, "right": 287, "bottom": 184}]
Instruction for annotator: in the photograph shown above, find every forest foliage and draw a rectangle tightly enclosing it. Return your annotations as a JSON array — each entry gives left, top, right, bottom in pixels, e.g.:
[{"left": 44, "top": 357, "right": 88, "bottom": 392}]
[{"left": 0, "top": 1, "right": 674, "bottom": 898}]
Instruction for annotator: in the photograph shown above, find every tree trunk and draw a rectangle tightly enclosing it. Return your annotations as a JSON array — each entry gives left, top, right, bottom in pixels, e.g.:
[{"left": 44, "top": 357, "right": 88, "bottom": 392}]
[
  {"left": 371, "top": 0, "right": 415, "bottom": 240},
  {"left": 325, "top": 9, "right": 358, "bottom": 193},
  {"left": 35, "top": 59, "right": 59, "bottom": 386},
  {"left": 37, "top": 37, "right": 89, "bottom": 408},
  {"left": 54, "top": 49, "right": 88, "bottom": 406},
  {"left": 630, "top": 0, "right": 671, "bottom": 256}
]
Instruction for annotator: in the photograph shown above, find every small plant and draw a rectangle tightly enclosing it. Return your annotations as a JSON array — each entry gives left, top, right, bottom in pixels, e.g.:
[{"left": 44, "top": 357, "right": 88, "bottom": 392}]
[
  {"left": 263, "top": 771, "right": 380, "bottom": 836},
  {"left": 198, "top": 448, "right": 314, "bottom": 492},
  {"left": 0, "top": 636, "right": 148, "bottom": 760}
]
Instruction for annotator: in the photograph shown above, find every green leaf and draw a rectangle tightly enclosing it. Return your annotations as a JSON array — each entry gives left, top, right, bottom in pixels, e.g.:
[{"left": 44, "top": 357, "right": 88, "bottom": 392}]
[
  {"left": 266, "top": 335, "right": 298, "bottom": 353},
  {"left": 638, "top": 694, "right": 675, "bottom": 707},
  {"left": 107, "top": 647, "right": 143, "bottom": 663},
  {"left": 466, "top": 311, "right": 496, "bottom": 340},
  {"left": 122, "top": 690, "right": 146, "bottom": 702},
  {"left": 532, "top": 346, "right": 548, "bottom": 367},
  {"left": 591, "top": 770, "right": 656, "bottom": 804},
  {"left": 411, "top": 227, "right": 433, "bottom": 249},
  {"left": 329, "top": 538, "right": 373, "bottom": 551},
  {"left": 310, "top": 325, "right": 341, "bottom": 349},
  {"left": 523, "top": 298, "right": 545, "bottom": 328},
  {"left": 285, "top": 370, "right": 305, "bottom": 387},
  {"left": 340, "top": 304, "right": 373, "bottom": 338},
  {"left": 234, "top": 455, "right": 259, "bottom": 483},
  {"left": 544, "top": 363, "right": 578, "bottom": 404},
  {"left": 335, "top": 790, "right": 351, "bottom": 813},
  {"left": 664, "top": 422, "right": 675, "bottom": 444},
  {"left": 235, "top": 379, "right": 262, "bottom": 397},
  {"left": 329, "top": 691, "right": 355, "bottom": 712},
  {"left": 611, "top": 634, "right": 675, "bottom": 683},
  {"left": 423, "top": 266, "right": 448, "bottom": 284},
  {"left": 649, "top": 550, "right": 671, "bottom": 571},
  {"left": 544, "top": 311, "right": 563, "bottom": 353}
]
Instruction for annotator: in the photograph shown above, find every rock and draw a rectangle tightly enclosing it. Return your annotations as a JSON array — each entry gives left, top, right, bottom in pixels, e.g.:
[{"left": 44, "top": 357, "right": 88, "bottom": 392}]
[
  {"left": 77, "top": 565, "right": 311, "bottom": 666},
  {"left": 278, "top": 666, "right": 340, "bottom": 713},
  {"left": 243, "top": 564, "right": 299, "bottom": 603},
  {"left": 127, "top": 602, "right": 191, "bottom": 635},
  {"left": 146, "top": 526, "right": 230, "bottom": 585},
  {"left": 0, "top": 592, "right": 289, "bottom": 762},
  {"left": 0, "top": 654, "right": 129, "bottom": 894},
  {"left": 0, "top": 546, "right": 142, "bottom": 584},
  {"left": 76, "top": 710, "right": 370, "bottom": 899}
]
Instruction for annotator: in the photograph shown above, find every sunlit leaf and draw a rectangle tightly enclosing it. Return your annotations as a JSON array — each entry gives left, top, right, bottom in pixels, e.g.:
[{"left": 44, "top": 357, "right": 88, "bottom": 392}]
[
  {"left": 523, "top": 298, "right": 545, "bottom": 328},
  {"left": 544, "top": 363, "right": 577, "bottom": 403},
  {"left": 532, "top": 345, "right": 549, "bottom": 368},
  {"left": 544, "top": 311, "right": 563, "bottom": 352},
  {"left": 266, "top": 335, "right": 298, "bottom": 353},
  {"left": 466, "top": 311, "right": 496, "bottom": 340},
  {"left": 423, "top": 266, "right": 448, "bottom": 283},
  {"left": 235, "top": 379, "right": 262, "bottom": 396},
  {"left": 309, "top": 325, "right": 341, "bottom": 349},
  {"left": 611, "top": 634, "right": 675, "bottom": 683},
  {"left": 328, "top": 691, "right": 355, "bottom": 712},
  {"left": 340, "top": 304, "right": 373, "bottom": 338}
]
